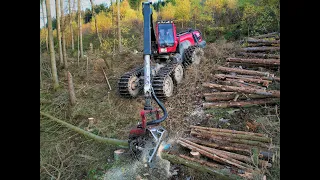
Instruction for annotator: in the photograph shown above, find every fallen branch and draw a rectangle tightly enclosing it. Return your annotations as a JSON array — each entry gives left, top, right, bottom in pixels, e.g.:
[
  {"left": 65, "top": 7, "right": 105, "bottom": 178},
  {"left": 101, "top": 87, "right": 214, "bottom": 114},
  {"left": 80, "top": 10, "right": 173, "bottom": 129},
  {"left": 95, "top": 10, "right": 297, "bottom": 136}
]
[
  {"left": 101, "top": 67, "right": 112, "bottom": 91},
  {"left": 40, "top": 111, "right": 129, "bottom": 148},
  {"left": 226, "top": 58, "right": 280, "bottom": 66},
  {"left": 202, "top": 83, "right": 280, "bottom": 97}
]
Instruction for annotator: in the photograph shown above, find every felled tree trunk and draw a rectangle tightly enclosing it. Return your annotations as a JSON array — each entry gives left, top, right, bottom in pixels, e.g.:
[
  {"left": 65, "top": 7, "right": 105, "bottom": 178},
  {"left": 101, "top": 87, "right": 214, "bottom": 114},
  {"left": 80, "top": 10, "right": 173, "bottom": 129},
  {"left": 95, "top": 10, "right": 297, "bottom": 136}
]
[
  {"left": 246, "top": 38, "right": 279, "bottom": 44},
  {"left": 215, "top": 65, "right": 272, "bottom": 77},
  {"left": 40, "top": 111, "right": 129, "bottom": 148},
  {"left": 254, "top": 32, "right": 279, "bottom": 39},
  {"left": 214, "top": 74, "right": 271, "bottom": 87},
  {"left": 236, "top": 52, "right": 280, "bottom": 59},
  {"left": 226, "top": 58, "right": 280, "bottom": 66},
  {"left": 239, "top": 47, "right": 280, "bottom": 52},
  {"left": 203, "top": 98, "right": 279, "bottom": 109},
  {"left": 202, "top": 83, "right": 280, "bottom": 97}
]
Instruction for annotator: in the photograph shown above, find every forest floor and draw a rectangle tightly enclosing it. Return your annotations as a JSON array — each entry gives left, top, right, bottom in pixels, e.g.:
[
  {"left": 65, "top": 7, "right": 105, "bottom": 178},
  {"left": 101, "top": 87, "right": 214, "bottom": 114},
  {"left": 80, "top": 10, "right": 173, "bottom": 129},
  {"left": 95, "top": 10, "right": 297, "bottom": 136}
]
[{"left": 40, "top": 39, "right": 280, "bottom": 180}]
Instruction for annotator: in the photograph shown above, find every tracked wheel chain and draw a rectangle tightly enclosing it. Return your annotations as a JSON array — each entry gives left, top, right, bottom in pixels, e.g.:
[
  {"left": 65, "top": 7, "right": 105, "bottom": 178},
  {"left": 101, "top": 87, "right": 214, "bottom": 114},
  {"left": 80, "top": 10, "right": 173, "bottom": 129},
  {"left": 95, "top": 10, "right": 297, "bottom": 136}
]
[
  {"left": 182, "top": 45, "right": 200, "bottom": 67},
  {"left": 117, "top": 65, "right": 144, "bottom": 98},
  {"left": 152, "top": 62, "right": 179, "bottom": 100}
]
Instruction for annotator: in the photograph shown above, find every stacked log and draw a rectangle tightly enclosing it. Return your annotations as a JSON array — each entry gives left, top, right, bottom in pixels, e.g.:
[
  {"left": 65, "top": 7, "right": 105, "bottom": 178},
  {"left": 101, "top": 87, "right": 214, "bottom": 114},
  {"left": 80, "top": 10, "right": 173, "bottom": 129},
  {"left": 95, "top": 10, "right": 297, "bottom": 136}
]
[
  {"left": 202, "top": 33, "right": 280, "bottom": 109},
  {"left": 172, "top": 125, "right": 274, "bottom": 179}
]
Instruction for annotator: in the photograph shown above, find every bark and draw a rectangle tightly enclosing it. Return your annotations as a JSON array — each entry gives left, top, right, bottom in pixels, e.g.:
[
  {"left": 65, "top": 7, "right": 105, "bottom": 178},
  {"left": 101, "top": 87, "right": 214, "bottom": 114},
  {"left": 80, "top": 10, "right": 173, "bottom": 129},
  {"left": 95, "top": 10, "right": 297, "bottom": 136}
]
[
  {"left": 236, "top": 52, "right": 280, "bottom": 59},
  {"left": 240, "top": 47, "right": 280, "bottom": 52},
  {"left": 61, "top": 0, "right": 68, "bottom": 69},
  {"left": 55, "top": 0, "right": 63, "bottom": 65},
  {"left": 226, "top": 58, "right": 280, "bottom": 66},
  {"left": 214, "top": 74, "right": 271, "bottom": 87},
  {"left": 41, "top": 1, "right": 48, "bottom": 52},
  {"left": 254, "top": 32, "right": 279, "bottom": 39},
  {"left": 46, "top": 0, "right": 59, "bottom": 89},
  {"left": 191, "top": 129, "right": 271, "bottom": 143},
  {"left": 161, "top": 152, "right": 246, "bottom": 180},
  {"left": 90, "top": 0, "right": 102, "bottom": 46},
  {"left": 203, "top": 98, "right": 279, "bottom": 109},
  {"left": 68, "top": 0, "right": 74, "bottom": 50},
  {"left": 117, "top": 0, "right": 122, "bottom": 52},
  {"left": 190, "top": 131, "right": 270, "bottom": 148},
  {"left": 190, "top": 126, "right": 266, "bottom": 137},
  {"left": 78, "top": 0, "right": 83, "bottom": 58},
  {"left": 177, "top": 139, "right": 254, "bottom": 172},
  {"left": 40, "top": 111, "right": 129, "bottom": 148},
  {"left": 215, "top": 65, "right": 272, "bottom": 77},
  {"left": 202, "top": 83, "right": 280, "bottom": 97},
  {"left": 67, "top": 71, "right": 76, "bottom": 105}
]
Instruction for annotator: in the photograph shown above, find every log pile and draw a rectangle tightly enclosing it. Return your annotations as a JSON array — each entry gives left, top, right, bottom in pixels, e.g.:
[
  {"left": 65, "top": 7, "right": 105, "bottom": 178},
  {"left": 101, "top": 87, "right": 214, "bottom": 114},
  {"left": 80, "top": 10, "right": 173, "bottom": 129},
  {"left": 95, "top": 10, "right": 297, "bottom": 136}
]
[
  {"left": 202, "top": 32, "right": 280, "bottom": 109},
  {"left": 170, "top": 125, "right": 274, "bottom": 179}
]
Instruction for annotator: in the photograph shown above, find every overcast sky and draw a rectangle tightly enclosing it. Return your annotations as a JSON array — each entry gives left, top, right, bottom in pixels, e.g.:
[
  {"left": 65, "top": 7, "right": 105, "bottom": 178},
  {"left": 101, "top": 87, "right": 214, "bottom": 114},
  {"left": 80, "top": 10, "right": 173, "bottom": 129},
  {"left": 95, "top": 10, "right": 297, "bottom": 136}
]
[{"left": 40, "top": 0, "right": 159, "bottom": 28}]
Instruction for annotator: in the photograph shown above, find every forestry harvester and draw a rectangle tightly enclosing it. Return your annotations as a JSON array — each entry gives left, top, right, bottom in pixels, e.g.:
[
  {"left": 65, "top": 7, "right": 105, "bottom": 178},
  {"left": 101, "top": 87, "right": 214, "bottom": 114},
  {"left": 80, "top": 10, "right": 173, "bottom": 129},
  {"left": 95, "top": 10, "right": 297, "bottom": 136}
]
[{"left": 121, "top": 2, "right": 206, "bottom": 168}]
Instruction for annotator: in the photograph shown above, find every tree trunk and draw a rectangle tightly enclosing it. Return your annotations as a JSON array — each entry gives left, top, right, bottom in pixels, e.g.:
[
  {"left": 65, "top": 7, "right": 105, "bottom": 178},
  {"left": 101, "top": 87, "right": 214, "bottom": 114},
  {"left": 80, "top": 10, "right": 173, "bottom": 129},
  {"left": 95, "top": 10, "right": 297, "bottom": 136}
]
[
  {"left": 246, "top": 38, "right": 279, "bottom": 44},
  {"left": 202, "top": 83, "right": 280, "bottom": 97},
  {"left": 41, "top": 1, "right": 48, "bottom": 52},
  {"left": 236, "top": 52, "right": 280, "bottom": 59},
  {"left": 202, "top": 98, "right": 279, "bottom": 109},
  {"left": 240, "top": 47, "right": 280, "bottom": 52},
  {"left": 40, "top": 111, "right": 129, "bottom": 148},
  {"left": 78, "top": 0, "right": 83, "bottom": 58},
  {"left": 69, "top": 0, "right": 74, "bottom": 51},
  {"left": 236, "top": 74, "right": 280, "bottom": 82},
  {"left": 67, "top": 71, "right": 76, "bottom": 105},
  {"left": 203, "top": 92, "right": 237, "bottom": 97},
  {"left": 254, "top": 32, "right": 279, "bottom": 39},
  {"left": 204, "top": 93, "right": 268, "bottom": 102},
  {"left": 117, "top": 0, "right": 122, "bottom": 52},
  {"left": 61, "top": 0, "right": 68, "bottom": 69},
  {"left": 190, "top": 131, "right": 270, "bottom": 148},
  {"left": 180, "top": 138, "right": 271, "bottom": 168},
  {"left": 161, "top": 152, "right": 246, "bottom": 180},
  {"left": 225, "top": 78, "right": 267, "bottom": 89},
  {"left": 40, "top": 43, "right": 43, "bottom": 89},
  {"left": 55, "top": 0, "right": 64, "bottom": 65},
  {"left": 46, "top": 0, "right": 59, "bottom": 90},
  {"left": 90, "top": 0, "right": 102, "bottom": 46},
  {"left": 215, "top": 65, "right": 272, "bottom": 77},
  {"left": 190, "top": 129, "right": 271, "bottom": 143},
  {"left": 214, "top": 74, "right": 271, "bottom": 87},
  {"left": 190, "top": 126, "right": 266, "bottom": 137},
  {"left": 185, "top": 137, "right": 251, "bottom": 155},
  {"left": 226, "top": 58, "right": 280, "bottom": 66},
  {"left": 177, "top": 139, "right": 254, "bottom": 172}
]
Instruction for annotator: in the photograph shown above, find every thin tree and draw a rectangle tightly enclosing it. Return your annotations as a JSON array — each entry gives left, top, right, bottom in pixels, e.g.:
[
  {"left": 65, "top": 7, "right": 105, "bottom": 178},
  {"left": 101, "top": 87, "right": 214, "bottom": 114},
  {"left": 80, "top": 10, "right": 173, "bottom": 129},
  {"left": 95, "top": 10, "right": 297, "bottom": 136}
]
[
  {"left": 68, "top": 0, "right": 74, "bottom": 50},
  {"left": 90, "top": 0, "right": 102, "bottom": 46},
  {"left": 61, "top": 0, "right": 68, "bottom": 69},
  {"left": 78, "top": 0, "right": 84, "bottom": 58},
  {"left": 46, "top": 0, "right": 59, "bottom": 89},
  {"left": 117, "top": 0, "right": 121, "bottom": 52},
  {"left": 41, "top": 0, "right": 48, "bottom": 52},
  {"left": 55, "top": 0, "right": 64, "bottom": 65}
]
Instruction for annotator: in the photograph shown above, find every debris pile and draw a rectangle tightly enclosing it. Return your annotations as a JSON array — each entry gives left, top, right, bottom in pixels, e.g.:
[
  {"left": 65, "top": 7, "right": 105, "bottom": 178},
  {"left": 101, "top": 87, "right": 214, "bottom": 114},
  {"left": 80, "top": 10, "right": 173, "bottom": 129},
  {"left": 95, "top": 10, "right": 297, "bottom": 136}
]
[{"left": 202, "top": 32, "right": 280, "bottom": 109}]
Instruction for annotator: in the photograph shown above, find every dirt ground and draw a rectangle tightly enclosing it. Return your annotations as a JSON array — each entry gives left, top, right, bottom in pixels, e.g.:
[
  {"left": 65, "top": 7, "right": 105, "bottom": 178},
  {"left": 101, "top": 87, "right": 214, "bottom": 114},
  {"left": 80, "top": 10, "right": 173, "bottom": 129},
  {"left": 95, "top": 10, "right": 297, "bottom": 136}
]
[{"left": 40, "top": 41, "right": 280, "bottom": 180}]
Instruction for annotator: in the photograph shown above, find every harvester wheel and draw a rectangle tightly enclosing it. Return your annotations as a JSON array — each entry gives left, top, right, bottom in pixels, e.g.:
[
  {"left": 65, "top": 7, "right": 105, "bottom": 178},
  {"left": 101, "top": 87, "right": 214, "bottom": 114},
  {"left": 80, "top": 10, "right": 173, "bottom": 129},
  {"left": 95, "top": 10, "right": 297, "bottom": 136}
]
[
  {"left": 172, "top": 64, "right": 184, "bottom": 84},
  {"left": 163, "top": 76, "right": 174, "bottom": 97}
]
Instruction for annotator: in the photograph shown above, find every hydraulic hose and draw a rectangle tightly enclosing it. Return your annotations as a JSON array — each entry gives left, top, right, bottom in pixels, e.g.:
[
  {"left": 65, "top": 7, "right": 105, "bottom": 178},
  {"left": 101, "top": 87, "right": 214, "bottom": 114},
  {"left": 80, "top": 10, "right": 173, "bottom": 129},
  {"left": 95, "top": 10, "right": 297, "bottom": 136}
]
[{"left": 146, "top": 88, "right": 168, "bottom": 126}]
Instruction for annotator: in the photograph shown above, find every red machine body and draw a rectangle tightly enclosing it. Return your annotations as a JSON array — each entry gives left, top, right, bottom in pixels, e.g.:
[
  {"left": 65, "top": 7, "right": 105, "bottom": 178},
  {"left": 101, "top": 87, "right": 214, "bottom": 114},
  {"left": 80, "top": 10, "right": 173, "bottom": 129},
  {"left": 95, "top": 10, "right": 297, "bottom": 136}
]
[{"left": 129, "top": 109, "right": 160, "bottom": 136}]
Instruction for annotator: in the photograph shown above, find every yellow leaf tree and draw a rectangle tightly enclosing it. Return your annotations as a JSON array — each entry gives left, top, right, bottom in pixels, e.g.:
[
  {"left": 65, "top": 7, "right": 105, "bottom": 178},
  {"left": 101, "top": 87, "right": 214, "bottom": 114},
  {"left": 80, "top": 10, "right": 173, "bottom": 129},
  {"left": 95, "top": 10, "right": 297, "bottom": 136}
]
[{"left": 174, "top": 0, "right": 191, "bottom": 28}]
